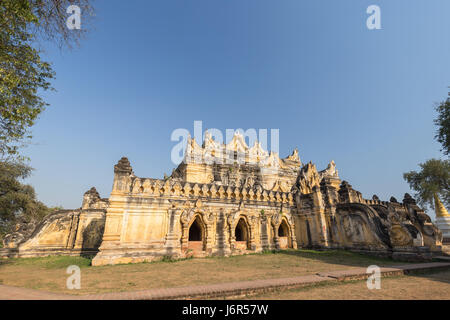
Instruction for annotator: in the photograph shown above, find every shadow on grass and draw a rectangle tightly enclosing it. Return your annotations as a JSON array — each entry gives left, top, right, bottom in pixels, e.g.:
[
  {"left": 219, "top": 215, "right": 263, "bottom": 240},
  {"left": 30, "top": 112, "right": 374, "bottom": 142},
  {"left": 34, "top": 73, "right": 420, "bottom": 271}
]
[
  {"left": 270, "top": 249, "right": 399, "bottom": 267},
  {"left": 0, "top": 255, "right": 92, "bottom": 269},
  {"left": 275, "top": 249, "right": 450, "bottom": 286}
]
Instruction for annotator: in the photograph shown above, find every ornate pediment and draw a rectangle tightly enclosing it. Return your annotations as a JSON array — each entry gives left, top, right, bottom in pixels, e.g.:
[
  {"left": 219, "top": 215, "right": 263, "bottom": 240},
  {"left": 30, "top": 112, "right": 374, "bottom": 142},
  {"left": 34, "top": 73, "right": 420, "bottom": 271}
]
[
  {"left": 284, "top": 148, "right": 300, "bottom": 163},
  {"left": 260, "top": 152, "right": 282, "bottom": 168},
  {"left": 225, "top": 131, "right": 249, "bottom": 153},
  {"left": 184, "top": 135, "right": 204, "bottom": 163},
  {"left": 319, "top": 160, "right": 339, "bottom": 179},
  {"left": 248, "top": 141, "right": 269, "bottom": 164},
  {"left": 297, "top": 162, "right": 320, "bottom": 194},
  {"left": 203, "top": 131, "right": 222, "bottom": 156},
  {"left": 182, "top": 131, "right": 301, "bottom": 171},
  {"left": 195, "top": 198, "right": 203, "bottom": 208}
]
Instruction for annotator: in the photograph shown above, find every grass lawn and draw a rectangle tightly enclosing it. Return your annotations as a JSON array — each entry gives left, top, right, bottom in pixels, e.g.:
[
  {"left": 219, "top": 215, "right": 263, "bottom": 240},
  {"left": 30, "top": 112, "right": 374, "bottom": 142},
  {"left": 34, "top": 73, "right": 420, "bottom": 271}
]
[
  {"left": 0, "top": 249, "right": 412, "bottom": 295},
  {"left": 247, "top": 270, "right": 450, "bottom": 300}
]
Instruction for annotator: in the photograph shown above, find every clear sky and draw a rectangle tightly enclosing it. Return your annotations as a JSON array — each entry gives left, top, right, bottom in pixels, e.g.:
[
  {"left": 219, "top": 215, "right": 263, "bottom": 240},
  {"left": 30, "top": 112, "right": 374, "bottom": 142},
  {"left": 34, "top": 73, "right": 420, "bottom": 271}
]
[{"left": 25, "top": 0, "right": 449, "bottom": 219}]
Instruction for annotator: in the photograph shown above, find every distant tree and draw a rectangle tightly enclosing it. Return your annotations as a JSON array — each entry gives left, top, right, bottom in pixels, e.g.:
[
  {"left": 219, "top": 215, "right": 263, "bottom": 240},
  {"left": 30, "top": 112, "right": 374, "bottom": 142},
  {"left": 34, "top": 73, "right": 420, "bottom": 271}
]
[
  {"left": 1, "top": 0, "right": 94, "bottom": 241},
  {"left": 0, "top": 161, "right": 59, "bottom": 242},
  {"left": 0, "top": 0, "right": 94, "bottom": 160},
  {"left": 403, "top": 159, "right": 450, "bottom": 210},
  {"left": 434, "top": 91, "right": 450, "bottom": 156}
]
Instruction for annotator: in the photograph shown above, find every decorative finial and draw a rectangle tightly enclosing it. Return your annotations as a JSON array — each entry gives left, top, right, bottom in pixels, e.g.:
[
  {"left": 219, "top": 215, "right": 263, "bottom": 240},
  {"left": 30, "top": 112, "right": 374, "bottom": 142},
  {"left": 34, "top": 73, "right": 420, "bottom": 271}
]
[
  {"left": 434, "top": 193, "right": 449, "bottom": 217},
  {"left": 114, "top": 157, "right": 133, "bottom": 174}
]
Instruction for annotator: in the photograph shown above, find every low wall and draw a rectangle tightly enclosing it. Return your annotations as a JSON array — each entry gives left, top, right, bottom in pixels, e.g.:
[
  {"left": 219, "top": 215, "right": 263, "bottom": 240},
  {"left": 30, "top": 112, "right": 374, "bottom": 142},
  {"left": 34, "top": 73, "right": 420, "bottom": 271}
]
[{"left": 1, "top": 209, "right": 106, "bottom": 259}]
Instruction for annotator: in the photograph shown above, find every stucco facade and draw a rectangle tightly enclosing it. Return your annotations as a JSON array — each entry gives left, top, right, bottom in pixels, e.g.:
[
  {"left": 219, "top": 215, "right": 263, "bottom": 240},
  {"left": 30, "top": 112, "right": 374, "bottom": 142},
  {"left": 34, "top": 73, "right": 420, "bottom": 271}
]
[{"left": 1, "top": 132, "right": 443, "bottom": 265}]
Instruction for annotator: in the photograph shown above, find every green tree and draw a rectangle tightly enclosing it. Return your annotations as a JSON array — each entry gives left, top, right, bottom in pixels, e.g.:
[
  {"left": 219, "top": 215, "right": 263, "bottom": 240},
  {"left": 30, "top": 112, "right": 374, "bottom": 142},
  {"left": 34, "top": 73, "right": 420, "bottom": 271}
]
[
  {"left": 1, "top": 0, "right": 52, "bottom": 159},
  {"left": 434, "top": 91, "right": 450, "bottom": 156},
  {"left": 0, "top": 161, "right": 55, "bottom": 241},
  {"left": 1, "top": 0, "right": 94, "bottom": 160},
  {"left": 403, "top": 159, "right": 450, "bottom": 210},
  {"left": 0, "top": 1, "right": 94, "bottom": 242}
]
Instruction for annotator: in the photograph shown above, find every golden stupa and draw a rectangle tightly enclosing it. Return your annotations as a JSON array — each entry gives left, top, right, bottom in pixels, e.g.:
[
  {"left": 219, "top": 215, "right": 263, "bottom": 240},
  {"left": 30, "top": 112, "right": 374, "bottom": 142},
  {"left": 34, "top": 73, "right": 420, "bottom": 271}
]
[{"left": 434, "top": 193, "right": 450, "bottom": 217}]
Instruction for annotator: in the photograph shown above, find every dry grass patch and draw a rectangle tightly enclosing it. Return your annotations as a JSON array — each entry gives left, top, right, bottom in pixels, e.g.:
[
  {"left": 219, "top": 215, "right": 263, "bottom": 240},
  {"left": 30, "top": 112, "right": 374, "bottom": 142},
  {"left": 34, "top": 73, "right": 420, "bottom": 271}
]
[
  {"left": 0, "top": 250, "right": 410, "bottom": 295},
  {"left": 248, "top": 270, "right": 450, "bottom": 300}
]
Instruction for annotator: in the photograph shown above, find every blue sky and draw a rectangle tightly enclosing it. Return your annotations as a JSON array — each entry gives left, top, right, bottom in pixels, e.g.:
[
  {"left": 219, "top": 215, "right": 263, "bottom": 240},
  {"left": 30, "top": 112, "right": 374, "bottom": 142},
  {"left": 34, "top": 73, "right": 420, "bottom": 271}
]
[{"left": 25, "top": 0, "right": 449, "bottom": 218}]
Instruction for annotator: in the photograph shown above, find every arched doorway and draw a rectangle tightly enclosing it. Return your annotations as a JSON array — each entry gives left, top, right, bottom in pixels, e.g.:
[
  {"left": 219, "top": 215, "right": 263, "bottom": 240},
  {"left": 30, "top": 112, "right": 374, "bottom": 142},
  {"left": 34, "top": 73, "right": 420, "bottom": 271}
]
[
  {"left": 188, "top": 216, "right": 204, "bottom": 252},
  {"left": 278, "top": 220, "right": 291, "bottom": 249},
  {"left": 235, "top": 218, "right": 249, "bottom": 250}
]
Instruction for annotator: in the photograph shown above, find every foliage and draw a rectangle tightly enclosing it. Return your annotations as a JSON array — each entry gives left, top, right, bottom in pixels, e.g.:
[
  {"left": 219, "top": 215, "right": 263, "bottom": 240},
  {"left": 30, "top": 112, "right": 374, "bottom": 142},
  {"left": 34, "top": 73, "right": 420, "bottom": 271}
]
[
  {"left": 0, "top": 0, "right": 94, "bottom": 160},
  {"left": 1, "top": 0, "right": 52, "bottom": 159},
  {"left": 403, "top": 159, "right": 450, "bottom": 210},
  {"left": 434, "top": 91, "right": 450, "bottom": 156},
  {"left": 0, "top": 0, "right": 94, "bottom": 238},
  {"left": 29, "top": 0, "right": 94, "bottom": 48},
  {"left": 0, "top": 160, "right": 57, "bottom": 240}
]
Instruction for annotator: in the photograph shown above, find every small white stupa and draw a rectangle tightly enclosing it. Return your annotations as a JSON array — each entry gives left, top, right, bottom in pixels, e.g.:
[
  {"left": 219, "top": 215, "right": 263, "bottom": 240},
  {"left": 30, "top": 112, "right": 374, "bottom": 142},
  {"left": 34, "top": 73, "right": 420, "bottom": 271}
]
[{"left": 435, "top": 193, "right": 450, "bottom": 243}]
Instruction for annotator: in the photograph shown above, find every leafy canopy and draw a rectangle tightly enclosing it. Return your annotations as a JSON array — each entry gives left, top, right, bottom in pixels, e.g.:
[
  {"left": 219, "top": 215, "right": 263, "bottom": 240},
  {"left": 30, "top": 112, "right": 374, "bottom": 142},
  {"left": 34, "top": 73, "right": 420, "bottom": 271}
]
[
  {"left": 403, "top": 159, "right": 450, "bottom": 210},
  {"left": 0, "top": 161, "right": 54, "bottom": 239},
  {"left": 0, "top": 0, "right": 93, "bottom": 160},
  {"left": 434, "top": 92, "right": 450, "bottom": 156},
  {"left": 0, "top": 0, "right": 54, "bottom": 159},
  {"left": 0, "top": 1, "right": 94, "bottom": 241}
]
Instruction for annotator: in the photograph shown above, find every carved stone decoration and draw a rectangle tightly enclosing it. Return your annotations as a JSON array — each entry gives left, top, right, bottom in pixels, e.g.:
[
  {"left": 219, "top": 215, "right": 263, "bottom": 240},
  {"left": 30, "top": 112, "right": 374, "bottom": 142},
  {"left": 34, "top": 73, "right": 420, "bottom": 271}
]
[
  {"left": 218, "top": 186, "right": 226, "bottom": 199},
  {"left": 2, "top": 217, "right": 40, "bottom": 248},
  {"left": 210, "top": 184, "right": 218, "bottom": 198},
  {"left": 192, "top": 184, "right": 201, "bottom": 197},
  {"left": 335, "top": 203, "right": 391, "bottom": 249},
  {"left": 114, "top": 157, "right": 133, "bottom": 174},
  {"left": 163, "top": 180, "right": 171, "bottom": 196},
  {"left": 164, "top": 204, "right": 183, "bottom": 251},
  {"left": 172, "top": 182, "right": 182, "bottom": 196},
  {"left": 403, "top": 193, "right": 417, "bottom": 205},
  {"left": 389, "top": 224, "right": 414, "bottom": 247},
  {"left": 297, "top": 162, "right": 320, "bottom": 194},
  {"left": 318, "top": 160, "right": 339, "bottom": 180},
  {"left": 241, "top": 188, "right": 248, "bottom": 201},
  {"left": 82, "top": 187, "right": 108, "bottom": 209},
  {"left": 226, "top": 209, "right": 257, "bottom": 252},
  {"left": 153, "top": 180, "right": 162, "bottom": 196},
  {"left": 248, "top": 141, "right": 269, "bottom": 164},
  {"left": 142, "top": 179, "right": 152, "bottom": 194},
  {"left": 244, "top": 176, "right": 255, "bottom": 188},
  {"left": 226, "top": 186, "right": 233, "bottom": 200},
  {"left": 201, "top": 184, "right": 209, "bottom": 197},
  {"left": 248, "top": 188, "right": 255, "bottom": 200},
  {"left": 2, "top": 145, "right": 443, "bottom": 265},
  {"left": 182, "top": 183, "right": 191, "bottom": 197},
  {"left": 271, "top": 212, "right": 282, "bottom": 228},
  {"left": 269, "top": 211, "right": 296, "bottom": 249},
  {"left": 288, "top": 193, "right": 294, "bottom": 205},
  {"left": 285, "top": 148, "right": 300, "bottom": 163},
  {"left": 179, "top": 203, "right": 215, "bottom": 253}
]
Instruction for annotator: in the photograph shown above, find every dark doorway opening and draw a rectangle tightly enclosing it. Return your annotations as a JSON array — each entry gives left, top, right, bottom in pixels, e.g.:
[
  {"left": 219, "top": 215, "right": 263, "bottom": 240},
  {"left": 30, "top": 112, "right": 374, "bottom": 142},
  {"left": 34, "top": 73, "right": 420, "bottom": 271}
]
[
  {"left": 235, "top": 218, "right": 250, "bottom": 250},
  {"left": 188, "top": 216, "right": 204, "bottom": 252},
  {"left": 278, "top": 221, "right": 288, "bottom": 237},
  {"left": 235, "top": 218, "right": 248, "bottom": 241},
  {"left": 278, "top": 220, "right": 290, "bottom": 249},
  {"left": 189, "top": 217, "right": 203, "bottom": 241}
]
